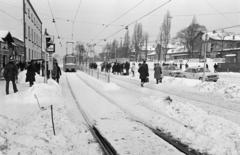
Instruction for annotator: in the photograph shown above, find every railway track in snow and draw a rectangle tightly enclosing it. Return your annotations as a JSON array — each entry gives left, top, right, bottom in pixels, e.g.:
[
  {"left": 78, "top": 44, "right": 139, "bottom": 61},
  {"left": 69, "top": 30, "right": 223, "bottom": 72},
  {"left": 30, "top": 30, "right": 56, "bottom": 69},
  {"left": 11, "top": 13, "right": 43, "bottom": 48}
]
[
  {"left": 75, "top": 72, "right": 206, "bottom": 155},
  {"left": 110, "top": 74, "right": 240, "bottom": 115},
  {"left": 66, "top": 75, "right": 118, "bottom": 155}
]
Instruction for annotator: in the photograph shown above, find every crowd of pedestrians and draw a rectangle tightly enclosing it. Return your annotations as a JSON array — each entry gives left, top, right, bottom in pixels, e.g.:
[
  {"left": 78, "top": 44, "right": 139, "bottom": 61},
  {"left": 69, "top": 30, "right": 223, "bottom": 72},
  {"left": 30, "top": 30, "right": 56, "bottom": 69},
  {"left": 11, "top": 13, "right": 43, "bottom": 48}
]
[
  {"left": 2, "top": 57, "right": 61, "bottom": 95},
  {"left": 97, "top": 60, "right": 164, "bottom": 87}
]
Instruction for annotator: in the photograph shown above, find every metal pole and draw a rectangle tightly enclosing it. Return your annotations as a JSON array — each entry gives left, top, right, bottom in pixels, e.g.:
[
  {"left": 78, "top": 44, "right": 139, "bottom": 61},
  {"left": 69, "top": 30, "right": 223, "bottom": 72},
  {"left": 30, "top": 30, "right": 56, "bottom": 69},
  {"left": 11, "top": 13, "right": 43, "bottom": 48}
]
[
  {"left": 203, "top": 39, "right": 207, "bottom": 82},
  {"left": 50, "top": 105, "right": 56, "bottom": 135}
]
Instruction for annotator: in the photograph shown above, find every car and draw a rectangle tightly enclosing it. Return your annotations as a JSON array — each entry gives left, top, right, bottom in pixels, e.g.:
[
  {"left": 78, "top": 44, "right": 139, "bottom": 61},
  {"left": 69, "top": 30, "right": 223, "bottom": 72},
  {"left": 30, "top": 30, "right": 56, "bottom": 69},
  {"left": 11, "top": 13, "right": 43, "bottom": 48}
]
[
  {"left": 179, "top": 67, "right": 219, "bottom": 82},
  {"left": 162, "top": 65, "right": 182, "bottom": 77}
]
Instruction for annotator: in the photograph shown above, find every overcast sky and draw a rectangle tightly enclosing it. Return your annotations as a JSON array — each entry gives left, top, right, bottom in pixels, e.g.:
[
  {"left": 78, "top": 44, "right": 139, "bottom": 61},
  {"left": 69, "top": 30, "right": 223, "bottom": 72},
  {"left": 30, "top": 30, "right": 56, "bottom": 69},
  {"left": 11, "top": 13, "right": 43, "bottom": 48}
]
[{"left": 0, "top": 0, "right": 240, "bottom": 56}]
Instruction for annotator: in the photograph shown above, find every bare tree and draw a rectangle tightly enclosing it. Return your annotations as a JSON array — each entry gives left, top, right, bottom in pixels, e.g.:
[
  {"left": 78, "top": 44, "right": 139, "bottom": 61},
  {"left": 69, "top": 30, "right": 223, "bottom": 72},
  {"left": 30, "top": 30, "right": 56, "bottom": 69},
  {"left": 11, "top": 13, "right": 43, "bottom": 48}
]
[
  {"left": 132, "top": 22, "right": 144, "bottom": 61},
  {"left": 158, "top": 10, "right": 171, "bottom": 62},
  {"left": 123, "top": 30, "right": 130, "bottom": 58},
  {"left": 75, "top": 42, "right": 86, "bottom": 64},
  {"left": 143, "top": 32, "right": 149, "bottom": 59},
  {"left": 175, "top": 16, "right": 207, "bottom": 57}
]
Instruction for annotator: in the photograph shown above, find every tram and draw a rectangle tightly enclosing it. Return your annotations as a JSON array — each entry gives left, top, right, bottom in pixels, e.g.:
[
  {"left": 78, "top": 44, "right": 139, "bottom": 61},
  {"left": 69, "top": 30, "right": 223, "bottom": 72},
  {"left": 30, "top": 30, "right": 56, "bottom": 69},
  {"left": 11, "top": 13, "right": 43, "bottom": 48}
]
[{"left": 63, "top": 54, "right": 77, "bottom": 72}]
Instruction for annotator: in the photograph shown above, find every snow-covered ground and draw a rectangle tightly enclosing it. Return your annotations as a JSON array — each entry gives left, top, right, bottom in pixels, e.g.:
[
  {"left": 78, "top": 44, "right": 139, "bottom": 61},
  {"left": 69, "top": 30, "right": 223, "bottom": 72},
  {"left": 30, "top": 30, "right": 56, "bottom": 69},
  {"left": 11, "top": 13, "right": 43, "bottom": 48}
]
[
  {"left": 1, "top": 67, "right": 240, "bottom": 155},
  {"left": 0, "top": 71, "right": 100, "bottom": 155},
  {"left": 78, "top": 70, "right": 240, "bottom": 155}
]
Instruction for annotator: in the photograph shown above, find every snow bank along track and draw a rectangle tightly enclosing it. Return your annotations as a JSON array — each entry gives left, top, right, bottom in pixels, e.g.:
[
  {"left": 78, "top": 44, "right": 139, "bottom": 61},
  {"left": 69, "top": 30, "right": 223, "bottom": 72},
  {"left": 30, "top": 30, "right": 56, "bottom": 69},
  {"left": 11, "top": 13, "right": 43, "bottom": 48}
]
[
  {"left": 111, "top": 74, "right": 240, "bottom": 115},
  {"left": 76, "top": 73, "right": 206, "bottom": 155},
  {"left": 66, "top": 76, "right": 118, "bottom": 155}
]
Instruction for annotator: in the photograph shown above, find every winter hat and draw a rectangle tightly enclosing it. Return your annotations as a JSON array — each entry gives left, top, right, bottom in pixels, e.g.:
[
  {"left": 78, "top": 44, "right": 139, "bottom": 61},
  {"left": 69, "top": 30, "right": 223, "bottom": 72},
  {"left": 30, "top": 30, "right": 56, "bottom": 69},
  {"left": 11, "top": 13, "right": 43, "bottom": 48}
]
[{"left": 9, "top": 56, "right": 14, "bottom": 62}]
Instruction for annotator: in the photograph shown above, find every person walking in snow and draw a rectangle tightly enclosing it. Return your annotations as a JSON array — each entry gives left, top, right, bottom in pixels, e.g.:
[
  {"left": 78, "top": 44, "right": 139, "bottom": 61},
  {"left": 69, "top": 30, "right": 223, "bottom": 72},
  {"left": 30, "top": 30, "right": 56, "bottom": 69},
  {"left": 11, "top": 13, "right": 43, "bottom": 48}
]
[
  {"left": 3, "top": 56, "right": 18, "bottom": 95},
  {"left": 52, "top": 62, "right": 61, "bottom": 83},
  {"left": 138, "top": 60, "right": 149, "bottom": 87},
  {"left": 154, "top": 63, "right": 162, "bottom": 84},
  {"left": 26, "top": 60, "right": 37, "bottom": 87},
  {"left": 131, "top": 62, "right": 136, "bottom": 77}
]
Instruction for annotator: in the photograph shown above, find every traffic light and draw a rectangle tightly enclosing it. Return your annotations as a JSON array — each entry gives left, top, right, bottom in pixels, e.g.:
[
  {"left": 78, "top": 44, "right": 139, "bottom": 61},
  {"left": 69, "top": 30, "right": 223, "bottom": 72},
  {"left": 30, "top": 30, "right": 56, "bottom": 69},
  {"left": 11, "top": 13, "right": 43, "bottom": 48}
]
[{"left": 46, "top": 36, "right": 52, "bottom": 48}]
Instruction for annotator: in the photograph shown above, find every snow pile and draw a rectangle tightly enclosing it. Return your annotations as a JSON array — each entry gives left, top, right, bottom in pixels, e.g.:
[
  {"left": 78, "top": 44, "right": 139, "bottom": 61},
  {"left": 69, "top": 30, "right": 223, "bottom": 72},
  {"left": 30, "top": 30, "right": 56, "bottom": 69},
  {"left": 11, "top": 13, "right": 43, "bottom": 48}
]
[
  {"left": 196, "top": 80, "right": 240, "bottom": 99},
  {"left": 163, "top": 76, "right": 201, "bottom": 87},
  {"left": 18, "top": 70, "right": 44, "bottom": 84},
  {"left": 139, "top": 96, "right": 240, "bottom": 154},
  {"left": 0, "top": 80, "right": 96, "bottom": 155}
]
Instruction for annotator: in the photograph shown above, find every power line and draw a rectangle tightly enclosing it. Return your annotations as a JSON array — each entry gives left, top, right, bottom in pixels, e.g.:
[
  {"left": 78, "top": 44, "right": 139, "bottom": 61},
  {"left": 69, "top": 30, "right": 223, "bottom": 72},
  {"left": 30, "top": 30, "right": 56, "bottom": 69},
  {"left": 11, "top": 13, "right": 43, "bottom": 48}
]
[
  {"left": 47, "top": 0, "right": 62, "bottom": 46},
  {"left": 214, "top": 24, "right": 240, "bottom": 31},
  {"left": 96, "top": 0, "right": 172, "bottom": 45},
  {"left": 90, "top": 0, "right": 146, "bottom": 42},
  {"left": 71, "top": 0, "right": 83, "bottom": 41},
  {"left": 0, "top": 9, "right": 22, "bottom": 22},
  {"left": 204, "top": 0, "right": 234, "bottom": 24}
]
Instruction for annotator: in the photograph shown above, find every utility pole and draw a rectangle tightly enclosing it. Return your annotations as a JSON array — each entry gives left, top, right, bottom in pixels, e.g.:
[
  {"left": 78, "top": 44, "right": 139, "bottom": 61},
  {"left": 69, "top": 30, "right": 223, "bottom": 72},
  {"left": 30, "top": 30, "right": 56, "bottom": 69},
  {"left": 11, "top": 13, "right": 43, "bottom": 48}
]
[{"left": 202, "top": 33, "right": 209, "bottom": 82}]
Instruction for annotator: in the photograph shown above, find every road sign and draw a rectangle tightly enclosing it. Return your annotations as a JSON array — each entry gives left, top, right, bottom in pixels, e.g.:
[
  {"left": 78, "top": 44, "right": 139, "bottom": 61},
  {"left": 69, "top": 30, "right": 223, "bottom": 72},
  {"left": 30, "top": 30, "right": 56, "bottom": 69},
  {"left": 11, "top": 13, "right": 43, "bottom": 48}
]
[{"left": 47, "top": 43, "right": 55, "bottom": 54}]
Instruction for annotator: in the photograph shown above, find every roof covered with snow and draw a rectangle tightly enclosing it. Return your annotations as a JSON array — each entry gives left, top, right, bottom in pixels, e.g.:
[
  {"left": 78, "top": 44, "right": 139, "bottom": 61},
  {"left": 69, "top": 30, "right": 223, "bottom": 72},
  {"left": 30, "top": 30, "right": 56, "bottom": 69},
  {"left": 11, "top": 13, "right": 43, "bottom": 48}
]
[{"left": 206, "top": 31, "right": 240, "bottom": 41}]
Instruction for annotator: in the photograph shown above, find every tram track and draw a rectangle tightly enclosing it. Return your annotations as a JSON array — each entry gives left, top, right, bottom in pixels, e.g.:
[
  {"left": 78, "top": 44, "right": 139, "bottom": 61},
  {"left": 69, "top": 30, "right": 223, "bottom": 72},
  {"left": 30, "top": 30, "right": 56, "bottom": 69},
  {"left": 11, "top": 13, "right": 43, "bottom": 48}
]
[
  {"left": 66, "top": 75, "right": 118, "bottom": 155},
  {"left": 76, "top": 72, "right": 207, "bottom": 155}
]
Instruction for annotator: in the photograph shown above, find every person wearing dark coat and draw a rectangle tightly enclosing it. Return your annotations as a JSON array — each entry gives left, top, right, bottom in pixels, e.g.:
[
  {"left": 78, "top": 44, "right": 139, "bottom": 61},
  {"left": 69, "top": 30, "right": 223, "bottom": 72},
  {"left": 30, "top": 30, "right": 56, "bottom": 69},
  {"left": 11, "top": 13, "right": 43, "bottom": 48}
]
[
  {"left": 52, "top": 62, "right": 61, "bottom": 83},
  {"left": 3, "top": 57, "right": 18, "bottom": 95},
  {"left": 138, "top": 60, "right": 149, "bottom": 87},
  {"left": 125, "top": 61, "right": 130, "bottom": 75},
  {"left": 26, "top": 61, "right": 37, "bottom": 87},
  {"left": 154, "top": 63, "right": 162, "bottom": 84}
]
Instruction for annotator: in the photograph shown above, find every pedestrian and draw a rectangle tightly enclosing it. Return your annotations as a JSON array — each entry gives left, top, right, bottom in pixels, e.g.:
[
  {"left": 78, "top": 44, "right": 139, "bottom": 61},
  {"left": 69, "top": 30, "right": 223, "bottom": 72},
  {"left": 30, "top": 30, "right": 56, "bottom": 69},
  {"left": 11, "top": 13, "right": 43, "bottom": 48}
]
[
  {"left": 26, "top": 60, "right": 37, "bottom": 87},
  {"left": 52, "top": 62, "right": 61, "bottom": 83},
  {"left": 125, "top": 61, "right": 130, "bottom": 75},
  {"left": 154, "top": 63, "right": 162, "bottom": 84},
  {"left": 206, "top": 64, "right": 209, "bottom": 69},
  {"left": 3, "top": 56, "right": 18, "bottom": 95},
  {"left": 214, "top": 63, "right": 218, "bottom": 72},
  {"left": 138, "top": 60, "right": 149, "bottom": 87},
  {"left": 131, "top": 62, "right": 136, "bottom": 77},
  {"left": 185, "top": 63, "right": 189, "bottom": 69}
]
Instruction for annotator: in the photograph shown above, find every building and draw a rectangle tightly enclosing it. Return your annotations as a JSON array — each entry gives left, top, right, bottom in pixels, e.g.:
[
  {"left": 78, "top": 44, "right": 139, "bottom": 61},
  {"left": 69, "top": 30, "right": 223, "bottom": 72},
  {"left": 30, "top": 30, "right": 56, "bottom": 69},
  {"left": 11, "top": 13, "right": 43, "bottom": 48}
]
[
  {"left": 0, "top": 31, "right": 14, "bottom": 77},
  {"left": 13, "top": 37, "right": 25, "bottom": 62},
  {"left": 23, "top": 0, "right": 42, "bottom": 62}
]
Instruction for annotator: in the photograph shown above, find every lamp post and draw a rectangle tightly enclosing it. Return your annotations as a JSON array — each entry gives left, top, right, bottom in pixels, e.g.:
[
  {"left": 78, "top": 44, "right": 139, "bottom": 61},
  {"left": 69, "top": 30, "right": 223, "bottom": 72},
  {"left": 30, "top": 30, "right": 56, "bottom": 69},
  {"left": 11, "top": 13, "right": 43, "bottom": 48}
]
[{"left": 202, "top": 33, "right": 209, "bottom": 82}]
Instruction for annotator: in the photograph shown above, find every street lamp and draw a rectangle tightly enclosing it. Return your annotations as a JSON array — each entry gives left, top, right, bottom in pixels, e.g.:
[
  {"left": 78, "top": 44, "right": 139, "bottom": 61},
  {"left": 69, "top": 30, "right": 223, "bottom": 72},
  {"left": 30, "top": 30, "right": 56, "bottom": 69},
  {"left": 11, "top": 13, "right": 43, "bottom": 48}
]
[{"left": 202, "top": 33, "right": 209, "bottom": 82}]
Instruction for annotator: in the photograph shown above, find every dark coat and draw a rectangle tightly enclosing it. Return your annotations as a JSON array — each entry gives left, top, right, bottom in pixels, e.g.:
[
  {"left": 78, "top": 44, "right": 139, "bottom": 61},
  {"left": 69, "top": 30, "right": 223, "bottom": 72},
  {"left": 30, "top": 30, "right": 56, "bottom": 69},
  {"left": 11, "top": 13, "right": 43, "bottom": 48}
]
[
  {"left": 138, "top": 63, "right": 149, "bottom": 80},
  {"left": 26, "top": 64, "right": 36, "bottom": 82},
  {"left": 154, "top": 65, "right": 162, "bottom": 79},
  {"left": 3, "top": 62, "right": 18, "bottom": 81},
  {"left": 52, "top": 64, "right": 61, "bottom": 79}
]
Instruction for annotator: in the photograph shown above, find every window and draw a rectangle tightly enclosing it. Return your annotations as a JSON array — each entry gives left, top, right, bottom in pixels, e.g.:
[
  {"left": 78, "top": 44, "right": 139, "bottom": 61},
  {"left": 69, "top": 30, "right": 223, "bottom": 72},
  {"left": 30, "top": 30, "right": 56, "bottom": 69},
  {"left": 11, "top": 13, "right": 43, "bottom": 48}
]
[
  {"left": 28, "top": 49, "right": 31, "bottom": 61},
  {"left": 25, "top": 24, "right": 27, "bottom": 39},
  {"left": 28, "top": 9, "right": 30, "bottom": 18},
  {"left": 31, "top": 29, "right": 33, "bottom": 43},
  {"left": 28, "top": 26, "right": 30, "bottom": 41}
]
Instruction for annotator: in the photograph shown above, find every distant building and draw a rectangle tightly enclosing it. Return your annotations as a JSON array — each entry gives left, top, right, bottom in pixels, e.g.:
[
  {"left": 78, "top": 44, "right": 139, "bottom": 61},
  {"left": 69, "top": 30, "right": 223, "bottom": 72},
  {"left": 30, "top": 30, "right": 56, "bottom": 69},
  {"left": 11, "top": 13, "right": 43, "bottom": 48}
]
[
  {"left": 0, "top": 31, "right": 14, "bottom": 77},
  {"left": 13, "top": 37, "right": 24, "bottom": 62},
  {"left": 23, "top": 0, "right": 42, "bottom": 62}
]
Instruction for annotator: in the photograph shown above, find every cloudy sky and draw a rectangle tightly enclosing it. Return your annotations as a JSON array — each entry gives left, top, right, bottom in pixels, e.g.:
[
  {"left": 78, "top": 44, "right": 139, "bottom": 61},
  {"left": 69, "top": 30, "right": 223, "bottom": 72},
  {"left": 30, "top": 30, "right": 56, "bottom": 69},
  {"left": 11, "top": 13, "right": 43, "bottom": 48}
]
[{"left": 0, "top": 0, "right": 240, "bottom": 56}]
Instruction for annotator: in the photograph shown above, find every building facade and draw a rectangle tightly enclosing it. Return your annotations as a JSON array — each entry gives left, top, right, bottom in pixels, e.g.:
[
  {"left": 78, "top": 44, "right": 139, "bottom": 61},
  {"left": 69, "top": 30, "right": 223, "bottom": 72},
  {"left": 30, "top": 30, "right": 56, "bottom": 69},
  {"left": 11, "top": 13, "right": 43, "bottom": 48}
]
[
  {"left": 13, "top": 37, "right": 25, "bottom": 62},
  {"left": 23, "top": 0, "right": 42, "bottom": 62}
]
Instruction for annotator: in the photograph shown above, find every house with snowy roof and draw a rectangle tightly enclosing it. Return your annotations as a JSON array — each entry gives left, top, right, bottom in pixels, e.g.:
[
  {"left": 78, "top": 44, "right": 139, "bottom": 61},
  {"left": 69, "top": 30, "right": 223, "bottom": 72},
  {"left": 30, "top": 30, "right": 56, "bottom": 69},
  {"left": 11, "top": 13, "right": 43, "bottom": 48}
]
[
  {"left": 193, "top": 31, "right": 240, "bottom": 72},
  {"left": 0, "top": 31, "right": 15, "bottom": 76}
]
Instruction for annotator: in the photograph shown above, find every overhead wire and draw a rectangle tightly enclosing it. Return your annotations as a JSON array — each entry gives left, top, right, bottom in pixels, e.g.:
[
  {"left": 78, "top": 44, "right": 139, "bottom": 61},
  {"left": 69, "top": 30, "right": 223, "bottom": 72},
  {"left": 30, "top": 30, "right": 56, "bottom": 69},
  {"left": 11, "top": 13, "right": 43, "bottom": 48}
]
[
  {"left": 71, "top": 0, "right": 83, "bottom": 41},
  {"left": 96, "top": 0, "right": 172, "bottom": 45},
  {"left": 90, "top": 0, "right": 146, "bottom": 42},
  {"left": 204, "top": 0, "right": 234, "bottom": 24},
  {"left": 47, "top": 0, "right": 62, "bottom": 46}
]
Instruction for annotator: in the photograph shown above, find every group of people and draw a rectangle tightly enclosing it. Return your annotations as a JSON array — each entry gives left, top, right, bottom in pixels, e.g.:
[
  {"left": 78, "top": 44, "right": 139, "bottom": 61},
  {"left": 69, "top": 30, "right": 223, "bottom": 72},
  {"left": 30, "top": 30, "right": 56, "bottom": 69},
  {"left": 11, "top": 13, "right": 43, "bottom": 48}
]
[
  {"left": 98, "top": 60, "right": 163, "bottom": 87},
  {"left": 3, "top": 57, "right": 61, "bottom": 95},
  {"left": 137, "top": 60, "right": 163, "bottom": 87}
]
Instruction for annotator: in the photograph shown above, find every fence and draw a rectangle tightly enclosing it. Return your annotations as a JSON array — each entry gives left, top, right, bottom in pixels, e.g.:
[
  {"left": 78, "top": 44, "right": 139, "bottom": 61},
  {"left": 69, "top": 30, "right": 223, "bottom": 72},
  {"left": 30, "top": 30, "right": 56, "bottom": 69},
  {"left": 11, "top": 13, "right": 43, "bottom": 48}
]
[{"left": 80, "top": 65, "right": 110, "bottom": 83}]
